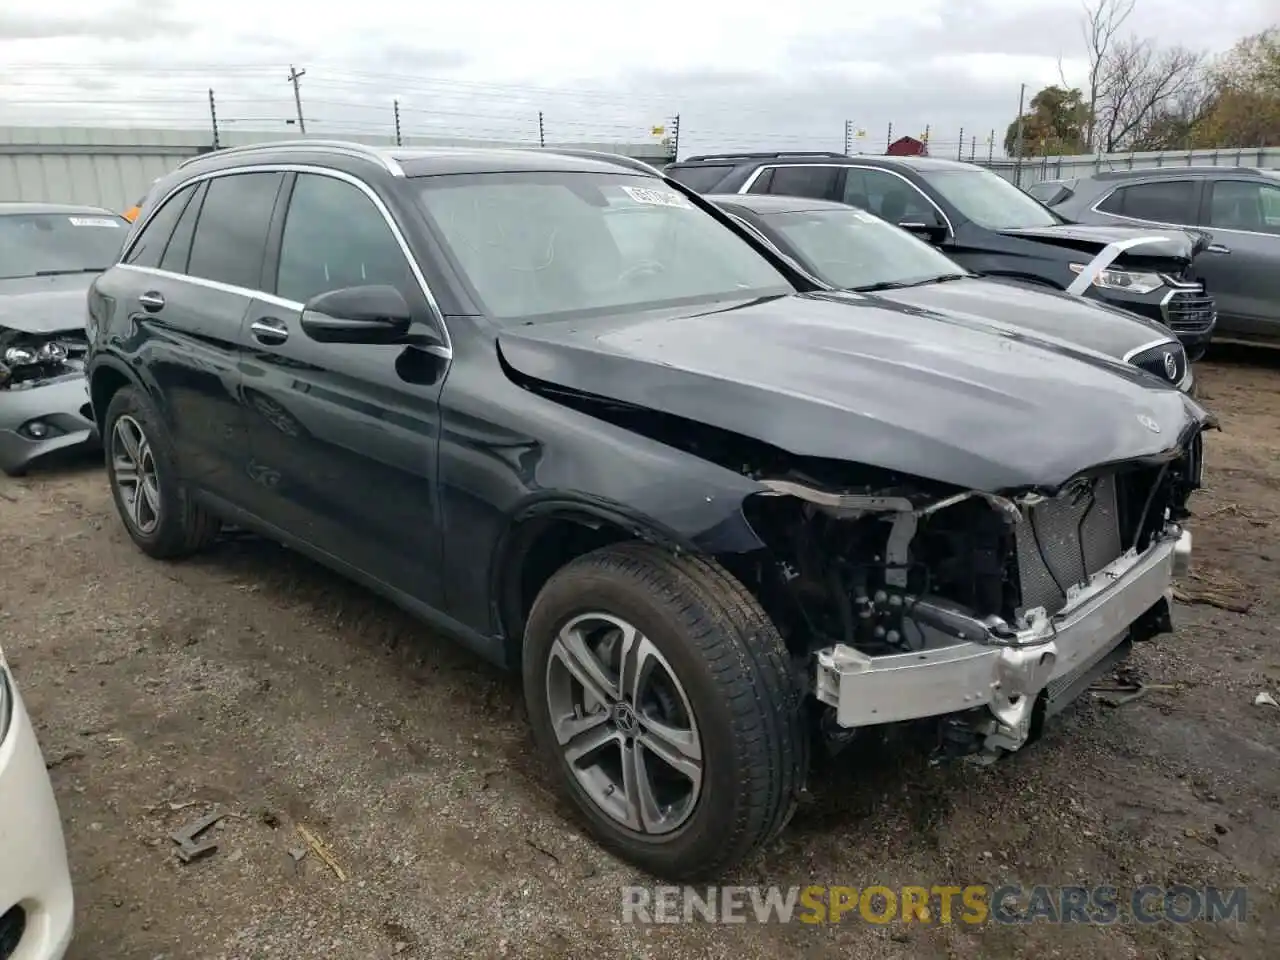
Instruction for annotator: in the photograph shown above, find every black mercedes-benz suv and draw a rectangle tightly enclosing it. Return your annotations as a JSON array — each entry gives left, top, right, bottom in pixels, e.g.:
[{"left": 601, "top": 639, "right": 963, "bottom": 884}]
[
  {"left": 666, "top": 152, "right": 1218, "bottom": 358},
  {"left": 88, "top": 141, "right": 1209, "bottom": 880}
]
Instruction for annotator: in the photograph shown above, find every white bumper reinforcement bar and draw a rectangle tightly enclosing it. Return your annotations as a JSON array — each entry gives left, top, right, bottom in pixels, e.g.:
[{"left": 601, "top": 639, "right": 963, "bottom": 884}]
[{"left": 814, "top": 527, "right": 1191, "bottom": 732}]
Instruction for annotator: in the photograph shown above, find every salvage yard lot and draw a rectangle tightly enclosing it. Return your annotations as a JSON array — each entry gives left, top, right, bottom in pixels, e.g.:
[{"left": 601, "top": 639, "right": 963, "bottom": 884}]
[{"left": 2, "top": 356, "right": 1279, "bottom": 959}]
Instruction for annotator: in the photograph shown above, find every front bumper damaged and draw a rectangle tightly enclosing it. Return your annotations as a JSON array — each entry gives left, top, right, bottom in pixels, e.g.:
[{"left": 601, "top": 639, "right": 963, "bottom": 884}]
[{"left": 813, "top": 525, "right": 1190, "bottom": 755}]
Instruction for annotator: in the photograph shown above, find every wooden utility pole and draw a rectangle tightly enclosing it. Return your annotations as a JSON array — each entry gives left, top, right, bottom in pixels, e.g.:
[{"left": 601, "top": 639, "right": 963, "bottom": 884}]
[{"left": 287, "top": 65, "right": 307, "bottom": 134}]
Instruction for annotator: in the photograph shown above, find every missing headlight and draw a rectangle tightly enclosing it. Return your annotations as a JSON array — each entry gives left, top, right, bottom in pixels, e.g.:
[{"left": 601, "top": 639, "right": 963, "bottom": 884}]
[{"left": 0, "top": 328, "right": 85, "bottom": 389}]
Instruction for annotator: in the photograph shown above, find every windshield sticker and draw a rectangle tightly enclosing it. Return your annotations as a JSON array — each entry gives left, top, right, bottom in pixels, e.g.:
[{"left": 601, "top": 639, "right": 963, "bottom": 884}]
[
  {"left": 68, "top": 216, "right": 122, "bottom": 227},
  {"left": 620, "top": 185, "right": 693, "bottom": 209}
]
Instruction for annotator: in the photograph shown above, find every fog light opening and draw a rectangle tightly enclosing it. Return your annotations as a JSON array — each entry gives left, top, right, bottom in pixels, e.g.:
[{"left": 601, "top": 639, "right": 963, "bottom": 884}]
[{"left": 18, "top": 419, "right": 62, "bottom": 441}]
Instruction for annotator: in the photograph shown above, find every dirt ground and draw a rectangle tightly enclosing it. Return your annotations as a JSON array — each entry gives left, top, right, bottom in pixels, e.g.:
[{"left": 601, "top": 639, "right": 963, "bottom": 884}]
[{"left": 2, "top": 353, "right": 1278, "bottom": 960}]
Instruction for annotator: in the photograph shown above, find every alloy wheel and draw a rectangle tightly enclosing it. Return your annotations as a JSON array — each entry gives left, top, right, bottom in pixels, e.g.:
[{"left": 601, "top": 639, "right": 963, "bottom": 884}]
[
  {"left": 111, "top": 414, "right": 161, "bottom": 535},
  {"left": 545, "top": 612, "right": 704, "bottom": 835}
]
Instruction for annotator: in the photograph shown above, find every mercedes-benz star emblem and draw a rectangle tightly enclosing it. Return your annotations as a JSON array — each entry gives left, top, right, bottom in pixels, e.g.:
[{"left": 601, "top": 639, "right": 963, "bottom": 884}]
[
  {"left": 1137, "top": 413, "right": 1161, "bottom": 434},
  {"left": 612, "top": 702, "right": 640, "bottom": 736},
  {"left": 1163, "top": 351, "right": 1178, "bottom": 380}
]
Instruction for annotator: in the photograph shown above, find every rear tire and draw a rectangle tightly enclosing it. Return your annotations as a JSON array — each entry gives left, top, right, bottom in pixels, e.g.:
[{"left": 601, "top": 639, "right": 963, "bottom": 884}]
[
  {"left": 103, "top": 386, "right": 221, "bottom": 559},
  {"left": 523, "top": 541, "right": 808, "bottom": 881}
]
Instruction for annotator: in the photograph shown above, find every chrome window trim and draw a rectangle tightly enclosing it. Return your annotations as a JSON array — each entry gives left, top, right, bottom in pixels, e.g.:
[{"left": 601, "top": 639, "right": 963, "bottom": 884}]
[
  {"left": 738, "top": 163, "right": 957, "bottom": 239},
  {"left": 117, "top": 263, "right": 301, "bottom": 311},
  {"left": 118, "top": 162, "right": 451, "bottom": 358}
]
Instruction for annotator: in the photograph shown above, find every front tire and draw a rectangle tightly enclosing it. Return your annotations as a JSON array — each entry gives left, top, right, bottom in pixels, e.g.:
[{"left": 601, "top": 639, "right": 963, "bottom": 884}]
[
  {"left": 103, "top": 386, "right": 221, "bottom": 559},
  {"left": 523, "top": 542, "right": 808, "bottom": 880}
]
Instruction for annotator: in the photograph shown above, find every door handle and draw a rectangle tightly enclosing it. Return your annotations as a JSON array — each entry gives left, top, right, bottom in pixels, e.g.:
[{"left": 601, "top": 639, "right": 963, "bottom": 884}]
[
  {"left": 1206, "top": 243, "right": 1231, "bottom": 255},
  {"left": 251, "top": 317, "right": 289, "bottom": 345},
  {"left": 138, "top": 291, "right": 165, "bottom": 312}
]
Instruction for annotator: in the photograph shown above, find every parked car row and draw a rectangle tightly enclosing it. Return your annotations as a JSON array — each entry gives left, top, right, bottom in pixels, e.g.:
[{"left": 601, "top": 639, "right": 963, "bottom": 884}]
[
  {"left": 666, "top": 151, "right": 1220, "bottom": 358},
  {"left": 0, "top": 142, "right": 1220, "bottom": 957}
]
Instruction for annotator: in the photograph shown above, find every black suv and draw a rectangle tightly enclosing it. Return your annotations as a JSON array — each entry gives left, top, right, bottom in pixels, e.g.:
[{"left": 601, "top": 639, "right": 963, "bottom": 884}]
[
  {"left": 88, "top": 140, "right": 1209, "bottom": 880},
  {"left": 666, "top": 152, "right": 1218, "bottom": 357}
]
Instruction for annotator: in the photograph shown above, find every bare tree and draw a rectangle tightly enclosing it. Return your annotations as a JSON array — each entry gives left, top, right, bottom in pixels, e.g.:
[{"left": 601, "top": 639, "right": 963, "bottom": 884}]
[
  {"left": 1095, "top": 38, "right": 1206, "bottom": 151},
  {"left": 1081, "top": 0, "right": 1136, "bottom": 151}
]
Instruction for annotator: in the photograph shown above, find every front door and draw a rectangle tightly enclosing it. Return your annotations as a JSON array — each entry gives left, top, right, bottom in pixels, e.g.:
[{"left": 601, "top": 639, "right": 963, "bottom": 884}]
[{"left": 239, "top": 171, "right": 447, "bottom": 606}]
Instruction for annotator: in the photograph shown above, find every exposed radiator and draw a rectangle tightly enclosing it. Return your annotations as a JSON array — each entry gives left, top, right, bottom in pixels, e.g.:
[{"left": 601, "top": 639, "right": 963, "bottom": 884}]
[{"left": 1015, "top": 474, "right": 1123, "bottom": 616}]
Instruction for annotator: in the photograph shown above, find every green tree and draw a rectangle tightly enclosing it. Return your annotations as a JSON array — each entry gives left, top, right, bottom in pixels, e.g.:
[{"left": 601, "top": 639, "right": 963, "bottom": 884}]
[
  {"left": 1195, "top": 28, "right": 1280, "bottom": 147},
  {"left": 1004, "top": 86, "right": 1089, "bottom": 157}
]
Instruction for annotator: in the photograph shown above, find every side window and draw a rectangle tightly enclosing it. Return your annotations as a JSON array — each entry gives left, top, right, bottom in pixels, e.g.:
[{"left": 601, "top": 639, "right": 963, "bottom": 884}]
[
  {"left": 186, "top": 172, "right": 285, "bottom": 290},
  {"left": 1207, "top": 180, "right": 1280, "bottom": 235},
  {"left": 764, "top": 165, "right": 838, "bottom": 200},
  {"left": 1097, "top": 180, "right": 1196, "bottom": 223},
  {"left": 123, "top": 184, "right": 195, "bottom": 267},
  {"left": 849, "top": 169, "right": 935, "bottom": 222},
  {"left": 159, "top": 180, "right": 206, "bottom": 275},
  {"left": 275, "top": 173, "right": 412, "bottom": 305},
  {"left": 665, "top": 164, "right": 734, "bottom": 193}
]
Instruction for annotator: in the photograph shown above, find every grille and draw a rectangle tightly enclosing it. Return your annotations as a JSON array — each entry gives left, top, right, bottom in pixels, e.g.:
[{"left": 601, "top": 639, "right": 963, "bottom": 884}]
[
  {"left": 1128, "top": 342, "right": 1187, "bottom": 386},
  {"left": 1015, "top": 474, "right": 1124, "bottom": 616},
  {"left": 1161, "top": 289, "right": 1216, "bottom": 334}
]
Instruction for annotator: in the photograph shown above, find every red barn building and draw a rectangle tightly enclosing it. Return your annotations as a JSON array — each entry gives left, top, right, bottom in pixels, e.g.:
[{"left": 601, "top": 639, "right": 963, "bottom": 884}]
[{"left": 886, "top": 135, "right": 928, "bottom": 156}]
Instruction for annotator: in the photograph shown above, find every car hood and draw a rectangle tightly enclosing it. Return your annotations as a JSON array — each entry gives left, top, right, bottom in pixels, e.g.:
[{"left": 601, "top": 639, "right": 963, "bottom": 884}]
[
  {"left": 497, "top": 293, "right": 1211, "bottom": 494},
  {"left": 998, "top": 223, "right": 1208, "bottom": 262},
  {"left": 872, "top": 277, "right": 1174, "bottom": 360},
  {"left": 0, "top": 273, "right": 94, "bottom": 334}
]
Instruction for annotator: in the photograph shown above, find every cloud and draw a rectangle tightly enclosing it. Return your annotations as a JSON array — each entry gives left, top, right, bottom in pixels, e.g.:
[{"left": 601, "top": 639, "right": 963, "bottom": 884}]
[
  {"left": 0, "top": 0, "right": 193, "bottom": 41},
  {"left": 0, "top": 0, "right": 1272, "bottom": 155}
]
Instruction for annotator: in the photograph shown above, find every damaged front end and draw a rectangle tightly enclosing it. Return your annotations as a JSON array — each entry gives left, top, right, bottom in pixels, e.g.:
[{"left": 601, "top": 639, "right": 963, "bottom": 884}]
[
  {"left": 735, "top": 427, "right": 1205, "bottom": 763},
  {"left": 0, "top": 326, "right": 97, "bottom": 475}
]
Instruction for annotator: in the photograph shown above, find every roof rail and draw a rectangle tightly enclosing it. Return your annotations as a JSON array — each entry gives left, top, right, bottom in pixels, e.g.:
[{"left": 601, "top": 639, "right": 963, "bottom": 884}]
[
  {"left": 542, "top": 148, "right": 665, "bottom": 177},
  {"left": 177, "top": 139, "right": 405, "bottom": 176},
  {"left": 682, "top": 151, "right": 847, "bottom": 163}
]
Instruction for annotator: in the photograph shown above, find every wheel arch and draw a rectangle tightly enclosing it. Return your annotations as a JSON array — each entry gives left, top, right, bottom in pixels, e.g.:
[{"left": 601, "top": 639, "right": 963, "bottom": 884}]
[
  {"left": 491, "top": 497, "right": 703, "bottom": 665},
  {"left": 88, "top": 356, "right": 147, "bottom": 436}
]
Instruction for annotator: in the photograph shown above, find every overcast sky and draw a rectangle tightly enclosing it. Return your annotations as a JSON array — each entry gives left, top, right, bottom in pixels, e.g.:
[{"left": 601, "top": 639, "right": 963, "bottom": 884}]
[{"left": 0, "top": 0, "right": 1273, "bottom": 158}]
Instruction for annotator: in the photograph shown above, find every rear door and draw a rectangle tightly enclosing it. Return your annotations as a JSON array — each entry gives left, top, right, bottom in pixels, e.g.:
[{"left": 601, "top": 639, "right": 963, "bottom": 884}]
[
  {"left": 119, "top": 170, "right": 285, "bottom": 503},
  {"left": 238, "top": 170, "right": 447, "bottom": 606},
  {"left": 1195, "top": 176, "right": 1280, "bottom": 340}
]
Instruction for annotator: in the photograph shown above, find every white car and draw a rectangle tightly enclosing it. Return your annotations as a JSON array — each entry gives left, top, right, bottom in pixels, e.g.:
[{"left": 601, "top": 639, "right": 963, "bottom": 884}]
[{"left": 0, "top": 646, "right": 74, "bottom": 959}]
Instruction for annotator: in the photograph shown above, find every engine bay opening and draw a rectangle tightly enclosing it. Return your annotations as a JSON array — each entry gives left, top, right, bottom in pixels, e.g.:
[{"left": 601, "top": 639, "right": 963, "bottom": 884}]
[{"left": 732, "top": 485, "right": 1022, "bottom": 659}]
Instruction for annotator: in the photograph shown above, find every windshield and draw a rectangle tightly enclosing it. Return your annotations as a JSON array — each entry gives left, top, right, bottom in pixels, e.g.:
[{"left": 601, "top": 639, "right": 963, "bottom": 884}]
[
  {"left": 0, "top": 212, "right": 128, "bottom": 280},
  {"left": 757, "top": 207, "right": 965, "bottom": 290},
  {"left": 919, "top": 169, "right": 1062, "bottom": 229},
  {"left": 415, "top": 172, "right": 793, "bottom": 322}
]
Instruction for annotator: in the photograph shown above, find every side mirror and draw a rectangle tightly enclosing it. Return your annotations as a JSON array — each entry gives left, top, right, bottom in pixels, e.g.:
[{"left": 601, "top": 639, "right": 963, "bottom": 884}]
[
  {"left": 897, "top": 214, "right": 947, "bottom": 243},
  {"left": 300, "top": 285, "right": 413, "bottom": 344}
]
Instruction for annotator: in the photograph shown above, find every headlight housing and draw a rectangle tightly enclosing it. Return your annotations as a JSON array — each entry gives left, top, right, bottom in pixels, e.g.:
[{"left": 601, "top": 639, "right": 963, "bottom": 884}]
[{"left": 1068, "top": 263, "right": 1165, "bottom": 295}]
